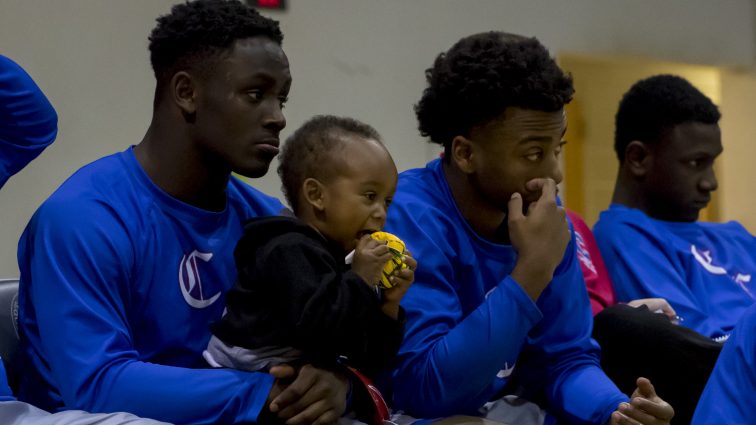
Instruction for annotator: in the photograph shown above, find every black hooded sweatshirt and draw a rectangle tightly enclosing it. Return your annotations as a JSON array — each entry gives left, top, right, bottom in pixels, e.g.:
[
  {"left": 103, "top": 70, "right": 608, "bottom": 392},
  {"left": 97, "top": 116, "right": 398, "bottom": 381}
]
[{"left": 211, "top": 216, "right": 405, "bottom": 377}]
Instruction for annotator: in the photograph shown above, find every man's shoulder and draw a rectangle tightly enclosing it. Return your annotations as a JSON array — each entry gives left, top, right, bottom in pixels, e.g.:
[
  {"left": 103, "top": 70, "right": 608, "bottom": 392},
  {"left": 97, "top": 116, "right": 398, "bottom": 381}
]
[
  {"left": 227, "top": 177, "right": 283, "bottom": 217},
  {"left": 394, "top": 164, "right": 449, "bottom": 217},
  {"left": 397, "top": 162, "right": 437, "bottom": 192},
  {"left": 594, "top": 204, "right": 653, "bottom": 238},
  {"left": 37, "top": 151, "right": 132, "bottom": 217},
  {"left": 699, "top": 220, "right": 754, "bottom": 239},
  {"left": 20, "top": 152, "right": 140, "bottom": 266}
]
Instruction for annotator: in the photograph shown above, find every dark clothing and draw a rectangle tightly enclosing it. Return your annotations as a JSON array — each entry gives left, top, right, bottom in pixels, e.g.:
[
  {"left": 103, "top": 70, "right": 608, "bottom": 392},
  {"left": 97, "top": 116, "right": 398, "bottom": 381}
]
[
  {"left": 593, "top": 304, "right": 722, "bottom": 425},
  {"left": 212, "top": 216, "right": 404, "bottom": 377}
]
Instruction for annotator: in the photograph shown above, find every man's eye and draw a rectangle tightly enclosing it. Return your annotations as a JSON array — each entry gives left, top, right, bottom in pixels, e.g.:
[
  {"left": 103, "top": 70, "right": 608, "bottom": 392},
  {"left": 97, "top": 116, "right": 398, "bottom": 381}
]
[
  {"left": 365, "top": 193, "right": 377, "bottom": 201},
  {"left": 278, "top": 96, "right": 288, "bottom": 108},
  {"left": 247, "top": 91, "right": 263, "bottom": 101},
  {"left": 525, "top": 152, "right": 542, "bottom": 162}
]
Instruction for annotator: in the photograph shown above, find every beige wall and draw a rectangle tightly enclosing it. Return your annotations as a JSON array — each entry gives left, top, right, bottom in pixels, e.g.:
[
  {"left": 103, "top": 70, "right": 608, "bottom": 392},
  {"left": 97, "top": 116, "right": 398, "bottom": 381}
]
[
  {"left": 720, "top": 70, "right": 756, "bottom": 233},
  {"left": 0, "top": 0, "right": 754, "bottom": 276}
]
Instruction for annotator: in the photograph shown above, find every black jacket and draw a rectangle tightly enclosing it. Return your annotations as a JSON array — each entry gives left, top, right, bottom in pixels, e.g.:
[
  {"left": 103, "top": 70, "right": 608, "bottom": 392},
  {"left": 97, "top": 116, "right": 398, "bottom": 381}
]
[{"left": 212, "top": 216, "right": 404, "bottom": 377}]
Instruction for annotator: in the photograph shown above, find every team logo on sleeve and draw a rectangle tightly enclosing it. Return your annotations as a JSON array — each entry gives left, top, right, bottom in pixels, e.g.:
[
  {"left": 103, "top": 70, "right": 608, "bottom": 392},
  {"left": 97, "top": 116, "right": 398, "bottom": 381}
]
[
  {"left": 574, "top": 231, "right": 597, "bottom": 275},
  {"left": 691, "top": 245, "right": 753, "bottom": 298},
  {"left": 179, "top": 250, "right": 221, "bottom": 309},
  {"left": 496, "top": 362, "right": 515, "bottom": 378}
]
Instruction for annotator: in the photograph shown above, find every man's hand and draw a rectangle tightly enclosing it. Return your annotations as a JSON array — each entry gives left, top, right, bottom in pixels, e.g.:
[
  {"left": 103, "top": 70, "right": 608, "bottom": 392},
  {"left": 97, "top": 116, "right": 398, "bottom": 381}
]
[
  {"left": 267, "top": 364, "right": 349, "bottom": 425},
  {"left": 609, "top": 377, "right": 674, "bottom": 425},
  {"left": 352, "top": 235, "right": 392, "bottom": 287},
  {"left": 381, "top": 252, "right": 417, "bottom": 319},
  {"left": 627, "top": 298, "right": 677, "bottom": 321},
  {"left": 508, "top": 178, "right": 570, "bottom": 301}
]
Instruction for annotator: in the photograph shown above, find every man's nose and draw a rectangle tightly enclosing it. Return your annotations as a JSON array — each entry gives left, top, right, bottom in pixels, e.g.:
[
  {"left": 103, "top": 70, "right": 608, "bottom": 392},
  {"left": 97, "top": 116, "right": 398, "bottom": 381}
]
[
  {"left": 546, "top": 156, "right": 563, "bottom": 185},
  {"left": 700, "top": 167, "right": 718, "bottom": 192},
  {"left": 263, "top": 103, "right": 286, "bottom": 131}
]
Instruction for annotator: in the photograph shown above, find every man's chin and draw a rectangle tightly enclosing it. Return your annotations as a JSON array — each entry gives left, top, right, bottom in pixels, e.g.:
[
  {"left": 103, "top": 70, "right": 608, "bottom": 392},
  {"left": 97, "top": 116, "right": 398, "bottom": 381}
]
[
  {"left": 687, "top": 211, "right": 702, "bottom": 222},
  {"left": 234, "top": 164, "right": 272, "bottom": 179},
  {"left": 661, "top": 209, "right": 700, "bottom": 223}
]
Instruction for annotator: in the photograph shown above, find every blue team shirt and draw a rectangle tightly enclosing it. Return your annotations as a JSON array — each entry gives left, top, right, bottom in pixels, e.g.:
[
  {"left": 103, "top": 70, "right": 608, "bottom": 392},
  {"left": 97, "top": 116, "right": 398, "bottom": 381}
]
[
  {"left": 692, "top": 303, "right": 756, "bottom": 424},
  {"left": 384, "top": 159, "right": 627, "bottom": 424},
  {"left": 0, "top": 360, "right": 14, "bottom": 401},
  {"left": 594, "top": 204, "right": 755, "bottom": 340},
  {"left": 17, "top": 147, "right": 283, "bottom": 424},
  {"left": 0, "top": 54, "right": 57, "bottom": 188}
]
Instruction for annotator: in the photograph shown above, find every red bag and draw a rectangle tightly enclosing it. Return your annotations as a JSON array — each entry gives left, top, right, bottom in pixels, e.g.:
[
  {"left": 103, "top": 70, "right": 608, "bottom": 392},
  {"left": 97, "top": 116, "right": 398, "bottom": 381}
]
[{"left": 346, "top": 366, "right": 391, "bottom": 425}]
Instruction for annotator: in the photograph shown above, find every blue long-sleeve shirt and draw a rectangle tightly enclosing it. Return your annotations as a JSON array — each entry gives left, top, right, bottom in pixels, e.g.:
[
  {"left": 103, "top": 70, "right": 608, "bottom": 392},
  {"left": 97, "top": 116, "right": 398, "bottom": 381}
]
[
  {"left": 18, "top": 147, "right": 284, "bottom": 424},
  {"left": 0, "top": 360, "right": 14, "bottom": 402},
  {"left": 692, "top": 303, "right": 756, "bottom": 424},
  {"left": 0, "top": 55, "right": 57, "bottom": 188},
  {"left": 594, "top": 204, "right": 755, "bottom": 340},
  {"left": 384, "top": 159, "right": 627, "bottom": 424}
]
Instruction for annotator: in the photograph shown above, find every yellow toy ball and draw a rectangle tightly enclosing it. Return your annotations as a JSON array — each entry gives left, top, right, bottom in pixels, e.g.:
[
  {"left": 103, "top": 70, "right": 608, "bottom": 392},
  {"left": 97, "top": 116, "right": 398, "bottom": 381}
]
[{"left": 371, "top": 231, "right": 408, "bottom": 289}]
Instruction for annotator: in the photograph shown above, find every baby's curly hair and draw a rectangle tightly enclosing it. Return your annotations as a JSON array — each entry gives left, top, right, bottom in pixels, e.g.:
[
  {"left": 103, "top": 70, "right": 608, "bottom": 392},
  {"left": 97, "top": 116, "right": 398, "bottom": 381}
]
[
  {"left": 415, "top": 31, "right": 574, "bottom": 160},
  {"left": 278, "top": 115, "right": 384, "bottom": 214},
  {"left": 614, "top": 74, "right": 721, "bottom": 161},
  {"left": 149, "top": 0, "right": 283, "bottom": 91}
]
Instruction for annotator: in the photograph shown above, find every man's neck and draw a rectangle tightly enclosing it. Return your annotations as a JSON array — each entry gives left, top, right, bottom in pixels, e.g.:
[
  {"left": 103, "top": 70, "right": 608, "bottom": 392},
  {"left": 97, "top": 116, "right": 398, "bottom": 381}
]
[
  {"left": 135, "top": 120, "right": 230, "bottom": 212},
  {"left": 443, "top": 162, "right": 509, "bottom": 244},
  {"left": 611, "top": 170, "right": 645, "bottom": 211}
]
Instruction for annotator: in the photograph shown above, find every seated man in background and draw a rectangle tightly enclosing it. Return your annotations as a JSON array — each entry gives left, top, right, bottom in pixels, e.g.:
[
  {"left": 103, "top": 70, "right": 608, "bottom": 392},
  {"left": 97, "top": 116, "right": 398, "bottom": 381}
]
[
  {"left": 384, "top": 31, "right": 673, "bottom": 425},
  {"left": 692, "top": 303, "right": 756, "bottom": 425},
  {"left": 594, "top": 74, "right": 756, "bottom": 341},
  {"left": 567, "top": 208, "right": 721, "bottom": 425},
  {"left": 16, "top": 1, "right": 349, "bottom": 424}
]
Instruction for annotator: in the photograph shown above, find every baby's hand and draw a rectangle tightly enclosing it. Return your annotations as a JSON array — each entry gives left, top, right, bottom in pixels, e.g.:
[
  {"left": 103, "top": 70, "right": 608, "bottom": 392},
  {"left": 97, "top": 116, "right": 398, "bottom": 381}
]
[
  {"left": 381, "top": 253, "right": 416, "bottom": 319},
  {"left": 352, "top": 235, "right": 391, "bottom": 287}
]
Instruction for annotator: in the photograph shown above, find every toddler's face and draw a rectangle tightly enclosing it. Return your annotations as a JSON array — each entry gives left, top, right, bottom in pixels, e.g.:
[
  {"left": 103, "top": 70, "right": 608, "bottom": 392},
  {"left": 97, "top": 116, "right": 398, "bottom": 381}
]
[{"left": 318, "top": 136, "right": 398, "bottom": 253}]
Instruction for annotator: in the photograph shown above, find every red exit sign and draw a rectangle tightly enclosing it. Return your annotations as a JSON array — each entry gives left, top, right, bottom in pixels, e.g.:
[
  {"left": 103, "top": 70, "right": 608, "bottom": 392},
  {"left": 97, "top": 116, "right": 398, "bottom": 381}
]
[{"left": 247, "top": 0, "right": 286, "bottom": 9}]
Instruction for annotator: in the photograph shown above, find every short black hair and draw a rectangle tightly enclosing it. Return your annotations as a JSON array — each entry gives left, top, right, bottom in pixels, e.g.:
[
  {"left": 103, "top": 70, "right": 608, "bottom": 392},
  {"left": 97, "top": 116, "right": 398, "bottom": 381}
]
[
  {"left": 614, "top": 74, "right": 721, "bottom": 161},
  {"left": 149, "top": 0, "right": 283, "bottom": 92},
  {"left": 415, "top": 31, "right": 574, "bottom": 159},
  {"left": 278, "top": 115, "right": 383, "bottom": 213}
]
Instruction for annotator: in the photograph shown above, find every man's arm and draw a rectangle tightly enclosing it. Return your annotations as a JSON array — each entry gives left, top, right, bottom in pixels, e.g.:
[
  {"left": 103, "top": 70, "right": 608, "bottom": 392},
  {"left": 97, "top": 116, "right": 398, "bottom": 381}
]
[
  {"left": 21, "top": 201, "right": 274, "bottom": 424},
  {"left": 386, "top": 207, "right": 544, "bottom": 417},
  {"left": 0, "top": 55, "right": 57, "bottom": 188},
  {"left": 513, "top": 232, "right": 628, "bottom": 425}
]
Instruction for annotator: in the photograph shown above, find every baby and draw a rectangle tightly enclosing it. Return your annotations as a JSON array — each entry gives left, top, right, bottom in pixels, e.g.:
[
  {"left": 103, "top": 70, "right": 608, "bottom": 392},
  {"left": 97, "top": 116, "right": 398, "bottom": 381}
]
[{"left": 205, "top": 115, "right": 415, "bottom": 379}]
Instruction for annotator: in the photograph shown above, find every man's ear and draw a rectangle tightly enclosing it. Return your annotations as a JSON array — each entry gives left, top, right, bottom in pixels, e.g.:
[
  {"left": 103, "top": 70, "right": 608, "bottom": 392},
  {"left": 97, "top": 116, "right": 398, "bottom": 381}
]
[
  {"left": 303, "top": 178, "right": 326, "bottom": 211},
  {"left": 625, "top": 140, "right": 652, "bottom": 178},
  {"left": 450, "top": 135, "right": 476, "bottom": 174},
  {"left": 170, "top": 71, "right": 197, "bottom": 120}
]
